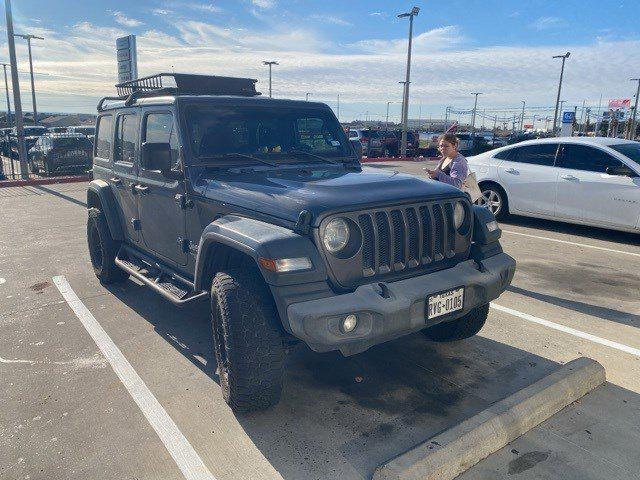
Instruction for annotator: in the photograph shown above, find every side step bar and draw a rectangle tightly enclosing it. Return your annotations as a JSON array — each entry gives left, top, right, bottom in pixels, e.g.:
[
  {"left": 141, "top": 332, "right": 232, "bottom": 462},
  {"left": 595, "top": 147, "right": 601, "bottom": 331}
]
[{"left": 115, "top": 247, "right": 208, "bottom": 306}]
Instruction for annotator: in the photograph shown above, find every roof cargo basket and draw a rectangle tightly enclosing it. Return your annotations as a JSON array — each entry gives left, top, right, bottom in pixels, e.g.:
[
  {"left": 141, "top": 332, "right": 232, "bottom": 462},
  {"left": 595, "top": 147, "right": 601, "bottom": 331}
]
[{"left": 114, "top": 73, "right": 260, "bottom": 97}]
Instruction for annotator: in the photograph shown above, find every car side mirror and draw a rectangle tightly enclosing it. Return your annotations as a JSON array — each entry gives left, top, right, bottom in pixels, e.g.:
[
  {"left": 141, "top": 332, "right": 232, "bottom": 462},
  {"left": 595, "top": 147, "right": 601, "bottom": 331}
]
[
  {"left": 349, "top": 138, "right": 362, "bottom": 161},
  {"left": 606, "top": 165, "right": 637, "bottom": 177},
  {"left": 141, "top": 142, "right": 179, "bottom": 178}
]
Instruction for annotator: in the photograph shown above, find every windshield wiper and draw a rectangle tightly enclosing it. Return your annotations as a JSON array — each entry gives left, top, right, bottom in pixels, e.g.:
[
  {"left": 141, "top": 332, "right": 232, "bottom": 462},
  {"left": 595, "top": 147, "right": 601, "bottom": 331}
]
[
  {"left": 288, "top": 150, "right": 339, "bottom": 165},
  {"left": 197, "top": 153, "right": 277, "bottom": 167}
]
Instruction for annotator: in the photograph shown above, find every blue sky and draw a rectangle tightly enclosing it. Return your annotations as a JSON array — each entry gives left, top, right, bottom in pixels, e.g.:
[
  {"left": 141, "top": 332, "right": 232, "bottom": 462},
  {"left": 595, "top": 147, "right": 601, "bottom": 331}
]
[{"left": 3, "top": 0, "right": 640, "bottom": 122}]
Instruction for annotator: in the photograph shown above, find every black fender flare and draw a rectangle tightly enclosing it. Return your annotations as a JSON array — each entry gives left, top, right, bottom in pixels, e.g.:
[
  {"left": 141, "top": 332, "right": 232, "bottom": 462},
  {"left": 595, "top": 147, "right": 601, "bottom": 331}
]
[
  {"left": 86, "top": 180, "right": 124, "bottom": 241},
  {"left": 193, "top": 215, "right": 327, "bottom": 291}
]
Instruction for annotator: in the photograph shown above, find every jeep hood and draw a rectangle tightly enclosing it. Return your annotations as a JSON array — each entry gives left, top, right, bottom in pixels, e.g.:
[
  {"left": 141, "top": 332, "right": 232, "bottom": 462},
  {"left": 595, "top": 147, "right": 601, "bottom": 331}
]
[{"left": 195, "top": 166, "right": 464, "bottom": 226}]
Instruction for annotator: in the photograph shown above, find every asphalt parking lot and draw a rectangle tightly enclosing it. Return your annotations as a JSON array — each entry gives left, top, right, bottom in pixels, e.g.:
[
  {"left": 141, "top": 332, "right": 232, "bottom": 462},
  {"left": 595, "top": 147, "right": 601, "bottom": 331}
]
[{"left": 1, "top": 171, "right": 640, "bottom": 480}]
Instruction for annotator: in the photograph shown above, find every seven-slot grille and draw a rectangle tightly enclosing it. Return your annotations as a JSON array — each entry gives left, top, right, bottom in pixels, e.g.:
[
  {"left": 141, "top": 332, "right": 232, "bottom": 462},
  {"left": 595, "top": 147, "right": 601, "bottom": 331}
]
[{"left": 356, "top": 201, "right": 463, "bottom": 278}]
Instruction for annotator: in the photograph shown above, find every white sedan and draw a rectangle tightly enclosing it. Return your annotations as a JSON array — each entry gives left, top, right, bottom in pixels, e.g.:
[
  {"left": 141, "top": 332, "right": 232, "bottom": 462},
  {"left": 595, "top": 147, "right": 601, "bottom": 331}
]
[{"left": 467, "top": 137, "right": 640, "bottom": 233}]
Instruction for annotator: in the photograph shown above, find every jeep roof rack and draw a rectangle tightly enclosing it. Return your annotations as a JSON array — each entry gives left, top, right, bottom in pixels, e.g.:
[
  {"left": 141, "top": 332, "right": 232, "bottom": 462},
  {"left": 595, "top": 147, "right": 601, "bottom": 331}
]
[
  {"left": 116, "top": 73, "right": 260, "bottom": 97},
  {"left": 98, "top": 72, "right": 261, "bottom": 111}
]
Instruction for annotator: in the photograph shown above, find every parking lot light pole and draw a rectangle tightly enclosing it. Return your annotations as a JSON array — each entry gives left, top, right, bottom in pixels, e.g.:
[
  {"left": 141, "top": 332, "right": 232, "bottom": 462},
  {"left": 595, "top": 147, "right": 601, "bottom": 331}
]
[
  {"left": 470, "top": 92, "right": 482, "bottom": 136},
  {"left": 1, "top": 63, "right": 12, "bottom": 127},
  {"left": 520, "top": 101, "right": 526, "bottom": 131},
  {"left": 262, "top": 60, "right": 278, "bottom": 98},
  {"left": 398, "top": 6, "right": 419, "bottom": 157},
  {"left": 385, "top": 101, "right": 394, "bottom": 129},
  {"left": 4, "top": 0, "right": 28, "bottom": 179},
  {"left": 14, "top": 33, "right": 43, "bottom": 125},
  {"left": 630, "top": 78, "right": 640, "bottom": 140},
  {"left": 551, "top": 52, "right": 570, "bottom": 136}
]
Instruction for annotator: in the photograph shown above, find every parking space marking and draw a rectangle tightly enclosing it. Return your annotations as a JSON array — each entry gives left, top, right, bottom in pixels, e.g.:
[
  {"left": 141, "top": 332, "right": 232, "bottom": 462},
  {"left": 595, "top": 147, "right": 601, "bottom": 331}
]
[
  {"left": 492, "top": 303, "right": 640, "bottom": 358},
  {"left": 52, "top": 276, "right": 216, "bottom": 480},
  {"left": 501, "top": 230, "right": 640, "bottom": 258}
]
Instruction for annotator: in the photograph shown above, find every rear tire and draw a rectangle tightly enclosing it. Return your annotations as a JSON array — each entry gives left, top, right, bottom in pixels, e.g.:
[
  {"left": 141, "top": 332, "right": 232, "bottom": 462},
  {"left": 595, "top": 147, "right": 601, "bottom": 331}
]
[
  {"left": 423, "top": 304, "right": 489, "bottom": 342},
  {"left": 87, "top": 207, "right": 129, "bottom": 284},
  {"left": 210, "top": 266, "right": 285, "bottom": 412}
]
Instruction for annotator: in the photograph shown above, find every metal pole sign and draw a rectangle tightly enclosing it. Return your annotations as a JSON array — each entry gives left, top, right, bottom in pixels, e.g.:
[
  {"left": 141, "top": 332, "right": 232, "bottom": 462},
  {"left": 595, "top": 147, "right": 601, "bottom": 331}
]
[{"left": 116, "top": 35, "right": 138, "bottom": 84}]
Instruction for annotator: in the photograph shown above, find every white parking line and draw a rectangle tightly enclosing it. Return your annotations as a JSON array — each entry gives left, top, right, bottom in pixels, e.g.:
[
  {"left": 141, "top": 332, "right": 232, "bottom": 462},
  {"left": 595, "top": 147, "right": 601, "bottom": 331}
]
[
  {"left": 52, "top": 276, "right": 216, "bottom": 480},
  {"left": 501, "top": 230, "right": 640, "bottom": 258},
  {"left": 491, "top": 303, "right": 640, "bottom": 358}
]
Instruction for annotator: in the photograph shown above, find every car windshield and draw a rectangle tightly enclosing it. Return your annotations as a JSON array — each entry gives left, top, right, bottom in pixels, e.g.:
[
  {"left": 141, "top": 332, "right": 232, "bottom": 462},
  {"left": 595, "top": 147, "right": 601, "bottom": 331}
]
[
  {"left": 76, "top": 127, "right": 95, "bottom": 135},
  {"left": 610, "top": 143, "right": 640, "bottom": 164},
  {"left": 360, "top": 130, "right": 380, "bottom": 138},
  {"left": 185, "top": 105, "right": 350, "bottom": 164}
]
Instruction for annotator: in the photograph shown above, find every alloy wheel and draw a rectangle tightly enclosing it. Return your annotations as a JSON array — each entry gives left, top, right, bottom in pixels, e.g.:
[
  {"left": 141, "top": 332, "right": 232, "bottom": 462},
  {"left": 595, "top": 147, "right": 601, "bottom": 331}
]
[{"left": 478, "top": 189, "right": 502, "bottom": 216}]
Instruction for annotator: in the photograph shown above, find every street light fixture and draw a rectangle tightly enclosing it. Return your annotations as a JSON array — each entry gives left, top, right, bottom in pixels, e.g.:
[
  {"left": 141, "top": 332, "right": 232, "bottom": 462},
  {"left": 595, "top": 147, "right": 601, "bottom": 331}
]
[
  {"left": 14, "top": 33, "right": 44, "bottom": 125},
  {"left": 551, "top": 51, "right": 571, "bottom": 136},
  {"left": 262, "top": 60, "right": 278, "bottom": 98},
  {"left": 470, "top": 92, "right": 482, "bottom": 135},
  {"left": 397, "top": 6, "right": 419, "bottom": 157},
  {"left": 630, "top": 78, "right": 640, "bottom": 140}
]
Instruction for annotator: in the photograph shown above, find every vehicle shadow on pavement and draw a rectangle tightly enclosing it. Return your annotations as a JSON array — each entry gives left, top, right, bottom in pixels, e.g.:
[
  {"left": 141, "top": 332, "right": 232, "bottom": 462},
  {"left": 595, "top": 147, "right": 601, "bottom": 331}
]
[
  {"left": 508, "top": 285, "right": 640, "bottom": 328},
  {"left": 101, "top": 281, "right": 639, "bottom": 480},
  {"left": 99, "top": 279, "right": 550, "bottom": 477},
  {"left": 501, "top": 215, "right": 640, "bottom": 246}
]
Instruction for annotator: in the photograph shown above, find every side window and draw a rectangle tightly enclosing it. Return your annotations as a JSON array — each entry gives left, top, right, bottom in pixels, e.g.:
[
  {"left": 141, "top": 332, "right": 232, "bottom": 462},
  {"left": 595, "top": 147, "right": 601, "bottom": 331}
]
[
  {"left": 557, "top": 144, "right": 624, "bottom": 173},
  {"left": 143, "top": 113, "right": 179, "bottom": 170},
  {"left": 511, "top": 144, "right": 558, "bottom": 166},
  {"left": 114, "top": 114, "right": 139, "bottom": 164},
  {"left": 96, "top": 115, "right": 113, "bottom": 159},
  {"left": 493, "top": 148, "right": 513, "bottom": 160}
]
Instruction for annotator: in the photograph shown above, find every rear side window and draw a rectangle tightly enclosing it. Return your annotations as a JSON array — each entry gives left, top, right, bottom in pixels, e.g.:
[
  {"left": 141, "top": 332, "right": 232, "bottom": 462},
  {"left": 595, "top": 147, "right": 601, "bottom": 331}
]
[
  {"left": 494, "top": 148, "right": 513, "bottom": 160},
  {"left": 143, "top": 113, "right": 179, "bottom": 169},
  {"left": 557, "top": 144, "right": 624, "bottom": 173},
  {"left": 511, "top": 144, "right": 558, "bottom": 166},
  {"left": 609, "top": 143, "right": 640, "bottom": 164},
  {"left": 115, "top": 114, "right": 139, "bottom": 164},
  {"left": 95, "top": 115, "right": 113, "bottom": 158}
]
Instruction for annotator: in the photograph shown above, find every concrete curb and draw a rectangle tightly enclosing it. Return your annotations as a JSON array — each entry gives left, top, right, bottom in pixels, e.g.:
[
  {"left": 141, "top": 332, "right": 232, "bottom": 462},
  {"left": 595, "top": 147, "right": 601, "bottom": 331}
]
[
  {"left": 373, "top": 357, "right": 606, "bottom": 480},
  {"left": 0, "top": 174, "right": 91, "bottom": 188}
]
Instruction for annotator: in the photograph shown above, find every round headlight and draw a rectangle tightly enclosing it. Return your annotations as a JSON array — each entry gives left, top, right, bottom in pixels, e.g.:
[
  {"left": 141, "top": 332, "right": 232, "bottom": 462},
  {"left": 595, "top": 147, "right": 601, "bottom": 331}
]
[
  {"left": 323, "top": 218, "right": 350, "bottom": 253},
  {"left": 453, "top": 201, "right": 466, "bottom": 230}
]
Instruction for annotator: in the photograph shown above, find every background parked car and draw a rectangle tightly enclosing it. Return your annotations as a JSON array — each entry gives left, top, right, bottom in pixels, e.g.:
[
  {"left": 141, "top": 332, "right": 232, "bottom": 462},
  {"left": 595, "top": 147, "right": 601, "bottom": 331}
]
[
  {"left": 347, "top": 129, "right": 383, "bottom": 157},
  {"left": 0, "top": 127, "right": 12, "bottom": 157},
  {"left": 28, "top": 133, "right": 93, "bottom": 176},
  {"left": 10, "top": 125, "right": 48, "bottom": 158},
  {"left": 377, "top": 130, "right": 420, "bottom": 157},
  {"left": 468, "top": 137, "right": 640, "bottom": 233},
  {"left": 47, "top": 127, "right": 68, "bottom": 133}
]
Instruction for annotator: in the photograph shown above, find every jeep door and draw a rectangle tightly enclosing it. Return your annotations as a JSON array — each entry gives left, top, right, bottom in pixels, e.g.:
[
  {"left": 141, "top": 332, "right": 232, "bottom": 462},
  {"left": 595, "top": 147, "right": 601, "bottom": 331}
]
[
  {"left": 112, "top": 110, "right": 140, "bottom": 243},
  {"left": 135, "top": 110, "right": 187, "bottom": 266}
]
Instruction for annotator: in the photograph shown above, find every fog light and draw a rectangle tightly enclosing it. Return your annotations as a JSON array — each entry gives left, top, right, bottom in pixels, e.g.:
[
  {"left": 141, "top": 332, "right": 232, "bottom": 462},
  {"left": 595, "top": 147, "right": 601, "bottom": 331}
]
[
  {"left": 486, "top": 220, "right": 499, "bottom": 232},
  {"left": 341, "top": 314, "right": 358, "bottom": 333}
]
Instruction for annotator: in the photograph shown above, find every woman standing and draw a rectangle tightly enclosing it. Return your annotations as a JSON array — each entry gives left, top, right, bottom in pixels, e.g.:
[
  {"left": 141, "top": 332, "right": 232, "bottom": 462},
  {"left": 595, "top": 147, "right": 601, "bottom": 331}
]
[{"left": 425, "top": 133, "right": 468, "bottom": 189}]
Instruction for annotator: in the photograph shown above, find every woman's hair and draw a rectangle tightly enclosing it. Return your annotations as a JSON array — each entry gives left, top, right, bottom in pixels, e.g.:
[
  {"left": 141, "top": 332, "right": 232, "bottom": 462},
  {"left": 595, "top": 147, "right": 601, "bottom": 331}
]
[{"left": 439, "top": 133, "right": 459, "bottom": 148}]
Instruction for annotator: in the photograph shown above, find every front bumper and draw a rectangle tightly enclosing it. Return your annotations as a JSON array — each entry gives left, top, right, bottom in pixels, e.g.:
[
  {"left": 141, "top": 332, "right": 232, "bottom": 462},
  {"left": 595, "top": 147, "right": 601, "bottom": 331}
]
[{"left": 286, "top": 252, "right": 515, "bottom": 355}]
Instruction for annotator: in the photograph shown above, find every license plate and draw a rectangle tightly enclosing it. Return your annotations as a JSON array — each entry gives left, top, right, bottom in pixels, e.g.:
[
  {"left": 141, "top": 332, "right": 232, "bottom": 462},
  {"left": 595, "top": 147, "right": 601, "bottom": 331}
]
[{"left": 427, "top": 287, "right": 464, "bottom": 320}]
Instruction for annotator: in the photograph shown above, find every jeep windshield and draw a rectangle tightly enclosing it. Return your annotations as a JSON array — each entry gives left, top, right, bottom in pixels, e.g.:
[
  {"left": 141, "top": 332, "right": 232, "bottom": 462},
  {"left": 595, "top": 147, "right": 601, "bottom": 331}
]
[{"left": 185, "top": 106, "right": 352, "bottom": 166}]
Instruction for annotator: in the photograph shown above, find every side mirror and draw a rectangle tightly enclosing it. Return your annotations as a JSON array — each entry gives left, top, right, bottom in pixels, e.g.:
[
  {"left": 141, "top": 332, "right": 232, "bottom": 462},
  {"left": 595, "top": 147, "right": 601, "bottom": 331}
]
[
  {"left": 606, "top": 165, "right": 637, "bottom": 177},
  {"left": 141, "top": 142, "right": 179, "bottom": 177},
  {"left": 349, "top": 138, "right": 362, "bottom": 161}
]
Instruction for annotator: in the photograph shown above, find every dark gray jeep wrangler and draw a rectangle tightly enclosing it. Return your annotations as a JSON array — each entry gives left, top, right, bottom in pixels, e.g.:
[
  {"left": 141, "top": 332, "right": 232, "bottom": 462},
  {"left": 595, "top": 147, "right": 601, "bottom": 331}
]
[{"left": 87, "top": 73, "right": 515, "bottom": 412}]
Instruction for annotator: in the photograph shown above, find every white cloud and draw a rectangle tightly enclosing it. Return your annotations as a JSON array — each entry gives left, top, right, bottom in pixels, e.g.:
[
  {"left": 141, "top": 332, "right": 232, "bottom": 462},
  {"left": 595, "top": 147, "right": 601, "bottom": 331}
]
[
  {"left": 309, "top": 15, "right": 352, "bottom": 26},
  {"left": 530, "top": 16, "right": 563, "bottom": 31},
  {"left": 369, "top": 12, "right": 386, "bottom": 17},
  {"left": 186, "top": 3, "right": 222, "bottom": 13},
  {"left": 251, "top": 0, "right": 275, "bottom": 9},
  {"left": 350, "top": 26, "right": 464, "bottom": 54},
  {"left": 112, "top": 11, "right": 144, "bottom": 27},
  {"left": 152, "top": 9, "right": 172, "bottom": 15}
]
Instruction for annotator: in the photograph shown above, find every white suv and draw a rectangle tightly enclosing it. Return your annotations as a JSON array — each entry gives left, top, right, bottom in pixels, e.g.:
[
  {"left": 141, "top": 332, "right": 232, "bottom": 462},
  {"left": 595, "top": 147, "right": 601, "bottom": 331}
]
[{"left": 467, "top": 137, "right": 640, "bottom": 233}]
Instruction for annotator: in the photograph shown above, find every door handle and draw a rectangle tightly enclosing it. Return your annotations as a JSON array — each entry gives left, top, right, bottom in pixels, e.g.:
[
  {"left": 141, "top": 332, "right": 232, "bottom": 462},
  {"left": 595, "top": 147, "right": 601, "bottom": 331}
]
[
  {"left": 133, "top": 184, "right": 149, "bottom": 195},
  {"left": 110, "top": 177, "right": 122, "bottom": 186},
  {"left": 560, "top": 174, "right": 577, "bottom": 181},
  {"left": 505, "top": 168, "right": 518, "bottom": 174}
]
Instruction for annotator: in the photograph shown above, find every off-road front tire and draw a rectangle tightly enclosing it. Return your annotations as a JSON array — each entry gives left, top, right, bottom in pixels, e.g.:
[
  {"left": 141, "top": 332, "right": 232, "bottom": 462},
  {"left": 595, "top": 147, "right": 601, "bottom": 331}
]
[
  {"left": 423, "top": 303, "right": 490, "bottom": 342},
  {"left": 210, "top": 266, "right": 285, "bottom": 412},
  {"left": 87, "top": 207, "right": 128, "bottom": 284}
]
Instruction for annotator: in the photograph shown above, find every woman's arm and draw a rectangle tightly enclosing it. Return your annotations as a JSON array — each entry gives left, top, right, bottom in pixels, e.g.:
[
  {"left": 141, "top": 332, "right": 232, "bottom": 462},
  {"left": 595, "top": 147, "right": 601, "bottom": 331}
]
[{"left": 436, "top": 155, "right": 468, "bottom": 188}]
